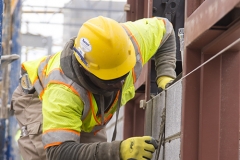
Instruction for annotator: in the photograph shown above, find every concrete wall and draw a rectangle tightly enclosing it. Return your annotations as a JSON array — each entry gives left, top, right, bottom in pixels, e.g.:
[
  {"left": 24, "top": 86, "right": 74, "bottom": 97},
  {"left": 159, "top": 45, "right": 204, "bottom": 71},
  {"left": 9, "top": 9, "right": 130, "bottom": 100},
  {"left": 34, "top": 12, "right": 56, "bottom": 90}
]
[
  {"left": 145, "top": 80, "right": 182, "bottom": 160},
  {"left": 105, "top": 79, "right": 182, "bottom": 160}
]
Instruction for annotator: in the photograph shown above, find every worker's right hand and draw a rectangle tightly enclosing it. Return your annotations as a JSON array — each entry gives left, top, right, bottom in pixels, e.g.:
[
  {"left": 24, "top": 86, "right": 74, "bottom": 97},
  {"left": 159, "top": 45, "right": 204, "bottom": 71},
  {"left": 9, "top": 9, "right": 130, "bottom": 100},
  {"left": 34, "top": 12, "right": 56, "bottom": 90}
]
[
  {"left": 157, "top": 76, "right": 174, "bottom": 90},
  {"left": 120, "top": 136, "right": 158, "bottom": 160}
]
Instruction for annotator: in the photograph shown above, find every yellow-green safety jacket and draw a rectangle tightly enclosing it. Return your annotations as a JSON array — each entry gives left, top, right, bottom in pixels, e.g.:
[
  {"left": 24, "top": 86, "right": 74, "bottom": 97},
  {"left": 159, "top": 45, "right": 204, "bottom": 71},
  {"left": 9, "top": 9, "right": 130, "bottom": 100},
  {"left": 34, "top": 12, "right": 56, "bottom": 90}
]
[{"left": 21, "top": 17, "right": 175, "bottom": 149}]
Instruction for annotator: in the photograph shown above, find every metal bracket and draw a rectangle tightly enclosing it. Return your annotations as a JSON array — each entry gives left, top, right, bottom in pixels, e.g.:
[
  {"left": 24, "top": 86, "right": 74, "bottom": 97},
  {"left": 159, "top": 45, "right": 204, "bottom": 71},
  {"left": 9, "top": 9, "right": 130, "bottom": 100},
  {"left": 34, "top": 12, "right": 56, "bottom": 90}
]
[
  {"left": 163, "top": 0, "right": 180, "bottom": 22},
  {"left": 161, "top": 0, "right": 168, "bottom": 3},
  {"left": 140, "top": 100, "right": 146, "bottom": 109},
  {"left": 124, "top": 4, "right": 130, "bottom": 11}
]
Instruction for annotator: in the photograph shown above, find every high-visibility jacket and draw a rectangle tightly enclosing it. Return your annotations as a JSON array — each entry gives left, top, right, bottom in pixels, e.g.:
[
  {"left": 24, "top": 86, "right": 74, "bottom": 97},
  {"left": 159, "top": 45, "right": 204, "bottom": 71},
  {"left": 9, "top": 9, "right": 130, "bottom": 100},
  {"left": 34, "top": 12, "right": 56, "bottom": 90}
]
[{"left": 21, "top": 17, "right": 175, "bottom": 149}]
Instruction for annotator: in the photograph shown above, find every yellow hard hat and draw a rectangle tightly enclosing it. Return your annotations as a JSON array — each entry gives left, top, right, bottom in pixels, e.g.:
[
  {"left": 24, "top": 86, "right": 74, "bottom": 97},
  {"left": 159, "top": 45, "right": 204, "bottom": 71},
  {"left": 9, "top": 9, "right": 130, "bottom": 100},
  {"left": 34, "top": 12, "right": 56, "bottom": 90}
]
[{"left": 74, "top": 16, "right": 136, "bottom": 80}]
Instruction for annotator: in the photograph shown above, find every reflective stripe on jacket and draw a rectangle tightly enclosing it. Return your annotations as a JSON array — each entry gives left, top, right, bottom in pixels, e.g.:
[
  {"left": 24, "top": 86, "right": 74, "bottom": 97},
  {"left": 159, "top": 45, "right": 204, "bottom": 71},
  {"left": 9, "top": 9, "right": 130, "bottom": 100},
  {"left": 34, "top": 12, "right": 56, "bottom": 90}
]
[{"left": 21, "top": 17, "right": 171, "bottom": 148}]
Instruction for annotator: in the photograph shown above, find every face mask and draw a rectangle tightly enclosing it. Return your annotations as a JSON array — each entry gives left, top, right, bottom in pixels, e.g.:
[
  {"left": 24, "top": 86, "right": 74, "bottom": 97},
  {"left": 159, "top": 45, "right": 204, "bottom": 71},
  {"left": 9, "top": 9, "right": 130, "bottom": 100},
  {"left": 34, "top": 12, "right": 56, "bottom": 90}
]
[{"left": 84, "top": 70, "right": 129, "bottom": 92}]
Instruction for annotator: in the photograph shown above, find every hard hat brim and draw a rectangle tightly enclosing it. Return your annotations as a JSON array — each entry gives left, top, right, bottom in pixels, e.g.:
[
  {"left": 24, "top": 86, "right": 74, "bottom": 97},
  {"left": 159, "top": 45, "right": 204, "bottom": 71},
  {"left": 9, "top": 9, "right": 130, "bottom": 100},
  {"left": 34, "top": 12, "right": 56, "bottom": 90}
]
[{"left": 79, "top": 41, "right": 136, "bottom": 80}]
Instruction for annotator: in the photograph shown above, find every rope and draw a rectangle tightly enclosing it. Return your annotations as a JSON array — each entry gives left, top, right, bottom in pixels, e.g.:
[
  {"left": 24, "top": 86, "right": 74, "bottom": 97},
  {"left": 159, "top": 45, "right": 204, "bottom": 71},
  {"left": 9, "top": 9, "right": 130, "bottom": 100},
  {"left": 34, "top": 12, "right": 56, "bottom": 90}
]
[
  {"left": 111, "top": 89, "right": 123, "bottom": 141},
  {"left": 168, "top": 38, "right": 240, "bottom": 90}
]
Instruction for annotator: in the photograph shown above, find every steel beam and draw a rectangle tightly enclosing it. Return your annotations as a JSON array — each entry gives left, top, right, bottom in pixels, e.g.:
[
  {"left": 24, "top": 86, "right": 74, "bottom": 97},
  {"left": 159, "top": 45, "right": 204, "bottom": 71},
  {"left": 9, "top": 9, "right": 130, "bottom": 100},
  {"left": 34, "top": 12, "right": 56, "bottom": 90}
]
[
  {"left": 185, "top": 0, "right": 240, "bottom": 47},
  {"left": 9, "top": 0, "right": 21, "bottom": 101},
  {"left": 21, "top": 34, "right": 52, "bottom": 55},
  {"left": 197, "top": 50, "right": 240, "bottom": 160},
  {"left": 181, "top": 48, "right": 201, "bottom": 160},
  {"left": 199, "top": 55, "right": 222, "bottom": 160},
  {"left": 23, "top": 5, "right": 124, "bottom": 12},
  {"left": 123, "top": 93, "right": 145, "bottom": 139},
  {"left": 202, "top": 20, "right": 240, "bottom": 54},
  {"left": 11, "top": 0, "right": 18, "bottom": 14},
  {"left": 182, "top": 0, "right": 240, "bottom": 160}
]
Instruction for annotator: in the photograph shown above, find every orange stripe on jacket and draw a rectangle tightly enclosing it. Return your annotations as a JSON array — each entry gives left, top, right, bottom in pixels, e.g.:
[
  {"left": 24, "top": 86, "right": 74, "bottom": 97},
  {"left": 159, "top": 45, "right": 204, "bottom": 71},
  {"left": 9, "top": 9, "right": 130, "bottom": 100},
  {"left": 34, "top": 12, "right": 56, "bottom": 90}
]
[
  {"left": 48, "top": 80, "right": 80, "bottom": 97},
  {"left": 121, "top": 24, "right": 143, "bottom": 63},
  {"left": 43, "top": 128, "right": 80, "bottom": 136},
  {"left": 44, "top": 142, "right": 62, "bottom": 149},
  {"left": 87, "top": 92, "right": 101, "bottom": 125}
]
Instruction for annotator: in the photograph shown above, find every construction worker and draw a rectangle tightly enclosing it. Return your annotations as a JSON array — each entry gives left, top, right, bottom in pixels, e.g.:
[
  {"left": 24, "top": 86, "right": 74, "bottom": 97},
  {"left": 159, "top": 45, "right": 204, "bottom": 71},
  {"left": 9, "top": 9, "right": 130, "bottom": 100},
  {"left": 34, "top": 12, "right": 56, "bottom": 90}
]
[{"left": 11, "top": 16, "right": 176, "bottom": 160}]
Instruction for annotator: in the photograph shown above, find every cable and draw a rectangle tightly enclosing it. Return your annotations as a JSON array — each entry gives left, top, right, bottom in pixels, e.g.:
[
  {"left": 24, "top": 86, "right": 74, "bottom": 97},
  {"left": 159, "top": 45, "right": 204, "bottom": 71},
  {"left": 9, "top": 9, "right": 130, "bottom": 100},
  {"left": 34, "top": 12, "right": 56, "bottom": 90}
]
[{"left": 168, "top": 38, "right": 240, "bottom": 89}]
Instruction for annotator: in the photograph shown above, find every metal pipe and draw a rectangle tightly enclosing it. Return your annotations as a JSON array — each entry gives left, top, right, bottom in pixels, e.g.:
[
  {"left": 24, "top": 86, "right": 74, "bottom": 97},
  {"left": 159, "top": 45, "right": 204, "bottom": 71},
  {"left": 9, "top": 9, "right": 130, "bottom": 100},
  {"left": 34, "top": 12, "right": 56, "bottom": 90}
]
[
  {"left": 1, "top": 0, "right": 12, "bottom": 118},
  {"left": 22, "top": 5, "right": 124, "bottom": 12}
]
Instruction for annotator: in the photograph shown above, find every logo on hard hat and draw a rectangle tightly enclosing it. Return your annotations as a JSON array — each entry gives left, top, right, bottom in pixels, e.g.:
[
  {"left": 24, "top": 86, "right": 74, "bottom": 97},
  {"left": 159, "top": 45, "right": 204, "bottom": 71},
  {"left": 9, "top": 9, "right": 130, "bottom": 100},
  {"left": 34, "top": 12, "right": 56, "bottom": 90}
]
[{"left": 80, "top": 38, "right": 92, "bottom": 52}]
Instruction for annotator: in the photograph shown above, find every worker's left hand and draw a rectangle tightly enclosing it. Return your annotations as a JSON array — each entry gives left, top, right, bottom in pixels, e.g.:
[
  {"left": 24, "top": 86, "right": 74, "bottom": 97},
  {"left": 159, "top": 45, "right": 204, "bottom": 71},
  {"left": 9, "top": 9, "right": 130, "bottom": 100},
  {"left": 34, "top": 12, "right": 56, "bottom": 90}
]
[{"left": 157, "top": 76, "right": 174, "bottom": 90}]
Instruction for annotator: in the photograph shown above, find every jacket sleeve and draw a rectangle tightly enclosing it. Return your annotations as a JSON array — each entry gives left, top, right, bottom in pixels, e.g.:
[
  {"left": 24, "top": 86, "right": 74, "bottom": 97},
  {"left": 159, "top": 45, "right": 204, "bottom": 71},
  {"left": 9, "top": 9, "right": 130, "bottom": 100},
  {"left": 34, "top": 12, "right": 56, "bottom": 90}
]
[
  {"left": 42, "top": 84, "right": 122, "bottom": 159},
  {"left": 155, "top": 28, "right": 176, "bottom": 79},
  {"left": 42, "top": 84, "right": 83, "bottom": 144},
  {"left": 121, "top": 17, "right": 176, "bottom": 80},
  {"left": 47, "top": 141, "right": 121, "bottom": 160}
]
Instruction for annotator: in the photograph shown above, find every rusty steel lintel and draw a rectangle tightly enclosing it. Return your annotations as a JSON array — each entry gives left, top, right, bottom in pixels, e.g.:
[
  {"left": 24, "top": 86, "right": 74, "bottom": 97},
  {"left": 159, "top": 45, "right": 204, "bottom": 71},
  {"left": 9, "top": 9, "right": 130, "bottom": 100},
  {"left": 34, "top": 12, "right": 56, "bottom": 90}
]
[
  {"left": 202, "top": 20, "right": 240, "bottom": 54},
  {"left": 185, "top": 0, "right": 204, "bottom": 18},
  {"left": 187, "top": 30, "right": 225, "bottom": 49},
  {"left": 185, "top": 0, "right": 240, "bottom": 47}
]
